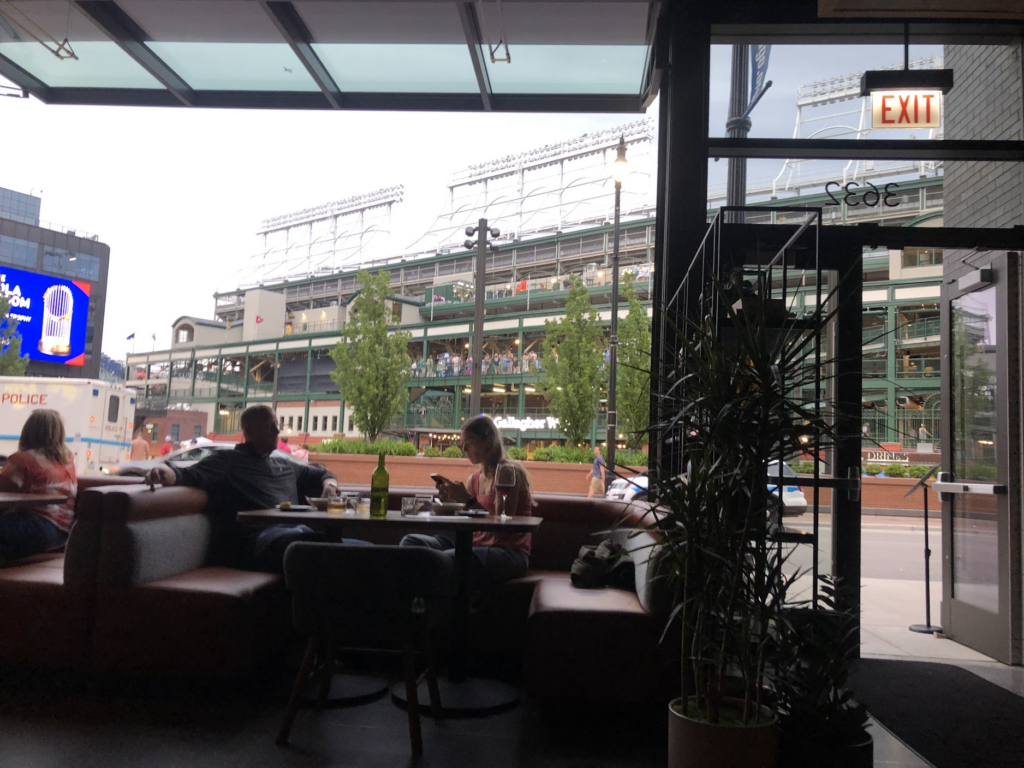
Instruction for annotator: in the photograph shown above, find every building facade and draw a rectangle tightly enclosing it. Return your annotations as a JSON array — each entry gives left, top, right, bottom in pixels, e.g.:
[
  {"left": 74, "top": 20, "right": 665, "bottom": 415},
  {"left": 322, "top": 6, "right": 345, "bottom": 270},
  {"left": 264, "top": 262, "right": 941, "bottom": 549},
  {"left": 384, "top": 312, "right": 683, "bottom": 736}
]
[{"left": 0, "top": 186, "right": 110, "bottom": 379}]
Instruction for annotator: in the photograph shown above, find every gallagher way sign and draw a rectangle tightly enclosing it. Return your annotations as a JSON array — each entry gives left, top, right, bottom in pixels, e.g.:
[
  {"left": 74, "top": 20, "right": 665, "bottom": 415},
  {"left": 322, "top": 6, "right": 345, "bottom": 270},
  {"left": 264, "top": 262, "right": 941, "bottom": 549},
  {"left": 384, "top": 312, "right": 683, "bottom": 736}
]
[{"left": 492, "top": 415, "right": 560, "bottom": 432}]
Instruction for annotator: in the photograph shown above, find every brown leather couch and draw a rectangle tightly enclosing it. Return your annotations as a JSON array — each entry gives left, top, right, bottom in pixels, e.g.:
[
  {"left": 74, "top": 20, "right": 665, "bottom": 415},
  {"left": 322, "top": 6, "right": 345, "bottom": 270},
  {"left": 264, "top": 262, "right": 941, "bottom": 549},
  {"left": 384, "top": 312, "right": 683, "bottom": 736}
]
[
  {"left": 337, "top": 485, "right": 675, "bottom": 704},
  {"left": 0, "top": 475, "right": 143, "bottom": 669},
  {"left": 0, "top": 478, "right": 288, "bottom": 677}
]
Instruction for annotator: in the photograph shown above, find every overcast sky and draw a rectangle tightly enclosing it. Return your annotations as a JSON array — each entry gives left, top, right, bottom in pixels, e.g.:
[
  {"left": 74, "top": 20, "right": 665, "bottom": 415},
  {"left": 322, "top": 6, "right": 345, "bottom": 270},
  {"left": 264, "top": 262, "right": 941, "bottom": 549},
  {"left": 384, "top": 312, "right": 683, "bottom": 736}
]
[{"left": 0, "top": 42, "right": 938, "bottom": 362}]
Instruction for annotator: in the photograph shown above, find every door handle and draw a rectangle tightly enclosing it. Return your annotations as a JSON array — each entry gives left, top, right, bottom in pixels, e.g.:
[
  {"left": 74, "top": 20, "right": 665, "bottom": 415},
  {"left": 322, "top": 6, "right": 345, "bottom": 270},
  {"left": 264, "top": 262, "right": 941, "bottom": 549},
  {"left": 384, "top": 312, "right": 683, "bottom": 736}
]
[{"left": 933, "top": 482, "right": 1007, "bottom": 495}]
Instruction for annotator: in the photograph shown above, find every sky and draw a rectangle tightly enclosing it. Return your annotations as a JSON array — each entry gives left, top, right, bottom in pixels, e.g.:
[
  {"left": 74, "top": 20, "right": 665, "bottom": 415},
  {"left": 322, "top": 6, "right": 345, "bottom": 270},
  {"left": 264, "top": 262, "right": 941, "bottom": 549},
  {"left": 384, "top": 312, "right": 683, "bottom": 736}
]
[{"left": 0, "top": 41, "right": 939, "bottom": 363}]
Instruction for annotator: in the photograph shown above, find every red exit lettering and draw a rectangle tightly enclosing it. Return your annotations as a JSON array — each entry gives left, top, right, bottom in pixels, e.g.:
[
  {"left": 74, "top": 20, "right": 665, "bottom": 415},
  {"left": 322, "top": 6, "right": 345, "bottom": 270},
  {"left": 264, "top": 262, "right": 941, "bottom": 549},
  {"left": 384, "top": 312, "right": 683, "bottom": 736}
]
[
  {"left": 1, "top": 392, "right": 48, "bottom": 406},
  {"left": 876, "top": 91, "right": 939, "bottom": 128}
]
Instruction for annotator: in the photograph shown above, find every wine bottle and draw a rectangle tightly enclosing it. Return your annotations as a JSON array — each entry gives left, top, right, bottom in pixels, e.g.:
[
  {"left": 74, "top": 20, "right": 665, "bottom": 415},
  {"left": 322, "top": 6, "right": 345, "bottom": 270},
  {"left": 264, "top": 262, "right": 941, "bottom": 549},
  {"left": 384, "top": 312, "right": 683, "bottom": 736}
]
[{"left": 370, "top": 452, "right": 389, "bottom": 519}]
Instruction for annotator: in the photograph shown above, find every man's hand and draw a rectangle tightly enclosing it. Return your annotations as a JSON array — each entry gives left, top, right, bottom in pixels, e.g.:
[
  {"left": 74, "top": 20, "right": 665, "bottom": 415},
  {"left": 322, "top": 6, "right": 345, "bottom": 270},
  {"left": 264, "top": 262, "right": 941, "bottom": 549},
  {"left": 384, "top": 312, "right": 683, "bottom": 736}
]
[
  {"left": 145, "top": 465, "right": 177, "bottom": 491},
  {"left": 321, "top": 478, "right": 339, "bottom": 497}
]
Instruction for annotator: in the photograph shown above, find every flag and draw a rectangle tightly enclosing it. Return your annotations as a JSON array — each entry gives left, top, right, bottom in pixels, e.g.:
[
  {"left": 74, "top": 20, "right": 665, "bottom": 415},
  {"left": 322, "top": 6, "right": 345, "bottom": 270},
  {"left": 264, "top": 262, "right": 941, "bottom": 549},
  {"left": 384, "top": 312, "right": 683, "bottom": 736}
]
[
  {"left": 432, "top": 293, "right": 446, "bottom": 304},
  {"left": 515, "top": 279, "right": 527, "bottom": 294},
  {"left": 126, "top": 332, "right": 135, "bottom": 340},
  {"left": 255, "top": 315, "right": 264, "bottom": 324},
  {"left": 151, "top": 333, "right": 156, "bottom": 341}
]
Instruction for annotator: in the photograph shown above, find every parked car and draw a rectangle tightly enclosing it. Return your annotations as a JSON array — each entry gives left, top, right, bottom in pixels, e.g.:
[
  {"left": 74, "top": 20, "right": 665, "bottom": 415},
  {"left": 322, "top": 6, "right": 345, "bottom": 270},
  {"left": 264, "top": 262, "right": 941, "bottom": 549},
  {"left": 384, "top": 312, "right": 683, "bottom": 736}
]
[
  {"left": 606, "top": 461, "right": 807, "bottom": 516},
  {"left": 606, "top": 475, "right": 648, "bottom": 502},
  {"left": 767, "top": 459, "right": 808, "bottom": 517},
  {"left": 104, "top": 443, "right": 306, "bottom": 477}
]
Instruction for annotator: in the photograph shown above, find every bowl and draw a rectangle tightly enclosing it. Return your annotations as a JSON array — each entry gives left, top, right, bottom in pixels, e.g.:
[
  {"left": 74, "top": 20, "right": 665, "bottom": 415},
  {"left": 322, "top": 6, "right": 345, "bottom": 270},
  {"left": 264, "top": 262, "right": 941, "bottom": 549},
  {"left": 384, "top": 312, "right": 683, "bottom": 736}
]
[
  {"left": 431, "top": 501, "right": 466, "bottom": 516},
  {"left": 308, "top": 497, "right": 329, "bottom": 511}
]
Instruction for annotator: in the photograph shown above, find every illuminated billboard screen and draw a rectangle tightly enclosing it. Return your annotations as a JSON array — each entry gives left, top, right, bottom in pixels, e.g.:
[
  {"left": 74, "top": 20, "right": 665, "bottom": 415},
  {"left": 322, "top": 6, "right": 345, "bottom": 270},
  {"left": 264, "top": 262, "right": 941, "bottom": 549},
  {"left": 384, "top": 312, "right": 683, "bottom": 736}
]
[{"left": 1, "top": 265, "right": 90, "bottom": 366}]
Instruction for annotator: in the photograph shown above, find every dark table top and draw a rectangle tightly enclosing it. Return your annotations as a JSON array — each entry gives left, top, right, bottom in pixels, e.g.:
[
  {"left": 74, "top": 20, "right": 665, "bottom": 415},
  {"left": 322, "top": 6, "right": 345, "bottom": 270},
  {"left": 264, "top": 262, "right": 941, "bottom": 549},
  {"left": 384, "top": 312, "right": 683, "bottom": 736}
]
[
  {"left": 0, "top": 492, "right": 68, "bottom": 509},
  {"left": 237, "top": 509, "right": 543, "bottom": 534}
]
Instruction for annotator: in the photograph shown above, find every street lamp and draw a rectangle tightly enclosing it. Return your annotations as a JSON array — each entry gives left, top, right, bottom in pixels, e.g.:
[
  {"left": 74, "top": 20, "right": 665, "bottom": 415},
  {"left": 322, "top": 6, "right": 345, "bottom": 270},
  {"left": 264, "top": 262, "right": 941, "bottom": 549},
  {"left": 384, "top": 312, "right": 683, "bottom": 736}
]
[{"left": 606, "top": 136, "right": 626, "bottom": 484}]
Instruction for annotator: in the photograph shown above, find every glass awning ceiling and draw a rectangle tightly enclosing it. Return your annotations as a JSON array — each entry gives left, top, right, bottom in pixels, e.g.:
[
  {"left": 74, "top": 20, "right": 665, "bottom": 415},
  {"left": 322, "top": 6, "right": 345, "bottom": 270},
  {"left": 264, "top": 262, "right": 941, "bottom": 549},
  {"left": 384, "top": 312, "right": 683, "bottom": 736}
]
[{"left": 0, "top": 0, "right": 657, "bottom": 111}]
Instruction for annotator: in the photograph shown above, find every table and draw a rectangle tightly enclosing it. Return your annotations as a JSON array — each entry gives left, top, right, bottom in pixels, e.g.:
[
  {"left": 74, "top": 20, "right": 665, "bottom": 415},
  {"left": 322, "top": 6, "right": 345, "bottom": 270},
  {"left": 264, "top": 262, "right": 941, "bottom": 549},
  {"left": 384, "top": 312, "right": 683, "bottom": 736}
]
[
  {"left": 0, "top": 492, "right": 68, "bottom": 509},
  {"left": 238, "top": 508, "right": 543, "bottom": 713}
]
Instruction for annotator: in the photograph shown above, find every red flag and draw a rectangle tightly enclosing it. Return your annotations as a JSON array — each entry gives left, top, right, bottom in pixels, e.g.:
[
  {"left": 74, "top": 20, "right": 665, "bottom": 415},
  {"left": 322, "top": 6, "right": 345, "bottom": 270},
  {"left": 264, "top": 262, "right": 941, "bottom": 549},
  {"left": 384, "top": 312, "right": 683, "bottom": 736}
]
[
  {"left": 515, "top": 279, "right": 528, "bottom": 294},
  {"left": 255, "top": 315, "right": 264, "bottom": 324}
]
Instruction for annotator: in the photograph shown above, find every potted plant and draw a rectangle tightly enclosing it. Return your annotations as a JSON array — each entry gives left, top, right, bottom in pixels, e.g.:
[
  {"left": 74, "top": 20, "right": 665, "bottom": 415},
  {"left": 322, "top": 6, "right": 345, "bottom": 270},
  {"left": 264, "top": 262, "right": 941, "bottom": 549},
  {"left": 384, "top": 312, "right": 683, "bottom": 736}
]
[
  {"left": 645, "top": 275, "right": 838, "bottom": 768},
  {"left": 775, "top": 576, "right": 873, "bottom": 768}
]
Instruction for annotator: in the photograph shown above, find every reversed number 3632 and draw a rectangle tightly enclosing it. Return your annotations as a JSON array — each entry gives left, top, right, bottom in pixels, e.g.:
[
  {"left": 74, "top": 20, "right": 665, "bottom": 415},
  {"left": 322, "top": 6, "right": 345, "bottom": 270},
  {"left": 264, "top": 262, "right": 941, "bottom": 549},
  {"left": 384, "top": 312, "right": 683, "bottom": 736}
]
[{"left": 824, "top": 181, "right": 901, "bottom": 208}]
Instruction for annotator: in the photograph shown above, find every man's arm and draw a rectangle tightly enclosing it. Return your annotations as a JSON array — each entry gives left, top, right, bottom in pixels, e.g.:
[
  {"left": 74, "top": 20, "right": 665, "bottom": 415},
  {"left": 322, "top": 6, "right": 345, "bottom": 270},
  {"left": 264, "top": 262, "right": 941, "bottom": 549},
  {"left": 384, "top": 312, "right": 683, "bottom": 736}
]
[
  {"left": 147, "top": 451, "right": 231, "bottom": 491},
  {"left": 295, "top": 461, "right": 338, "bottom": 499}
]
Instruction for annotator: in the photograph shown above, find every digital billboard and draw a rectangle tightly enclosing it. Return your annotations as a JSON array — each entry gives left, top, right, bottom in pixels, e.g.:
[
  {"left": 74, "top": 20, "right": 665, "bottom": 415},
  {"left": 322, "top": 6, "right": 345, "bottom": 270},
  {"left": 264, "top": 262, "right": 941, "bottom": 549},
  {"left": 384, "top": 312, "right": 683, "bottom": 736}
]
[{"left": 0, "top": 265, "right": 90, "bottom": 366}]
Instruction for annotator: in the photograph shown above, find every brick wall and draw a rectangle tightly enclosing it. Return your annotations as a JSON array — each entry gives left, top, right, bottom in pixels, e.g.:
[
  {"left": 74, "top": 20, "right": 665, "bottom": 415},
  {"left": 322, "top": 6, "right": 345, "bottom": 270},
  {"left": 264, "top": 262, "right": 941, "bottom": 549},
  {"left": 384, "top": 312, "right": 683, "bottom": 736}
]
[
  {"left": 311, "top": 453, "right": 643, "bottom": 495},
  {"left": 943, "top": 43, "right": 1024, "bottom": 278}
]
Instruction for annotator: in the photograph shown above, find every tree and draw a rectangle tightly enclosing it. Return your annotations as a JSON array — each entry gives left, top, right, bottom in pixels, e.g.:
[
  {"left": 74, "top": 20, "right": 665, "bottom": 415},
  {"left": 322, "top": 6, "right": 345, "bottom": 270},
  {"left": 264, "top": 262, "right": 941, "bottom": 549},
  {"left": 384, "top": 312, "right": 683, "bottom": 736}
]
[
  {"left": 329, "top": 270, "right": 411, "bottom": 442},
  {"left": 616, "top": 271, "right": 651, "bottom": 450},
  {"left": 537, "top": 275, "right": 604, "bottom": 445},
  {"left": 0, "top": 293, "right": 28, "bottom": 376}
]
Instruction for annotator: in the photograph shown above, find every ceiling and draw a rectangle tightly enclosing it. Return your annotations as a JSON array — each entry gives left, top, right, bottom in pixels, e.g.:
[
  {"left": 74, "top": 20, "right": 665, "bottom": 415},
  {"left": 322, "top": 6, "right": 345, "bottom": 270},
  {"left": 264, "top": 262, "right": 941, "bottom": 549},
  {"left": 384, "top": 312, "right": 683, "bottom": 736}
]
[{"left": 0, "top": 0, "right": 659, "bottom": 111}]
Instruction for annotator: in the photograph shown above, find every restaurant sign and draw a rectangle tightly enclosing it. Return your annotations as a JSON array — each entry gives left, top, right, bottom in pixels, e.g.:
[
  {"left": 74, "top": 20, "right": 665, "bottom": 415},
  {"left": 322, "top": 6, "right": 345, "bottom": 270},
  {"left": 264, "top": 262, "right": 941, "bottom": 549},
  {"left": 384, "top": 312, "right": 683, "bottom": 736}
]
[
  {"left": 870, "top": 90, "right": 941, "bottom": 129},
  {"left": 864, "top": 450, "right": 910, "bottom": 464}
]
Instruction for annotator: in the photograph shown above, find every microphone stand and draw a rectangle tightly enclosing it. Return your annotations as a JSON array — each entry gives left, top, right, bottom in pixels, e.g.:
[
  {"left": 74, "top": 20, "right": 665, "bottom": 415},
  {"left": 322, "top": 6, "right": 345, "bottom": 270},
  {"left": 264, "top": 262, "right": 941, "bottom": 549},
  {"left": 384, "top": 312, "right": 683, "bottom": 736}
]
[{"left": 906, "top": 464, "right": 943, "bottom": 634}]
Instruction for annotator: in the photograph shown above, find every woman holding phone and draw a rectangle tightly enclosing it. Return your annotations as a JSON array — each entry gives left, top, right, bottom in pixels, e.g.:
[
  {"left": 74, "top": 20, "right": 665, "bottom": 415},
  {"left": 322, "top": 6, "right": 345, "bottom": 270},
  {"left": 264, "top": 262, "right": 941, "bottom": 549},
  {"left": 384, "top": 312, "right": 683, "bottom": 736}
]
[{"left": 402, "top": 415, "right": 533, "bottom": 587}]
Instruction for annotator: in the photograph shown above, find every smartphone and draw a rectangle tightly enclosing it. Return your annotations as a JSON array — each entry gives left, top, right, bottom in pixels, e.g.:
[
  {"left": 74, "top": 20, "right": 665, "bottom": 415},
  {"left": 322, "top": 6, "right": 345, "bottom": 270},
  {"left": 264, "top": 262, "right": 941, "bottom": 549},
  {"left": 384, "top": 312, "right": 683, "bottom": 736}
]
[{"left": 430, "top": 473, "right": 451, "bottom": 487}]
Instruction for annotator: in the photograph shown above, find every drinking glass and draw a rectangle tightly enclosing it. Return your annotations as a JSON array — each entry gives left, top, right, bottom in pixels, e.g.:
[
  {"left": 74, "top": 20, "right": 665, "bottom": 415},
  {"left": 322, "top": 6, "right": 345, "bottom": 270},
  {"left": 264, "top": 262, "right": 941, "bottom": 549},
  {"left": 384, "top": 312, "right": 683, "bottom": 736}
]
[
  {"left": 414, "top": 494, "right": 433, "bottom": 515},
  {"left": 401, "top": 497, "right": 419, "bottom": 516},
  {"left": 326, "top": 485, "right": 345, "bottom": 516},
  {"left": 495, "top": 463, "right": 516, "bottom": 519}
]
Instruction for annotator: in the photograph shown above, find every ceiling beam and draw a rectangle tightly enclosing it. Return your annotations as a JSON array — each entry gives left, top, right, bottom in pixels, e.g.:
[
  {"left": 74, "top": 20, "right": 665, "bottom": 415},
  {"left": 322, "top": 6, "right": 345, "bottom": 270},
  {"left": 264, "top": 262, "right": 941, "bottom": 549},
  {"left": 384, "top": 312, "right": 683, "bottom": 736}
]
[
  {"left": 456, "top": 3, "right": 492, "bottom": 111},
  {"left": 260, "top": 1, "right": 342, "bottom": 110},
  {"left": 74, "top": 1, "right": 194, "bottom": 107},
  {"left": 0, "top": 53, "right": 50, "bottom": 101}
]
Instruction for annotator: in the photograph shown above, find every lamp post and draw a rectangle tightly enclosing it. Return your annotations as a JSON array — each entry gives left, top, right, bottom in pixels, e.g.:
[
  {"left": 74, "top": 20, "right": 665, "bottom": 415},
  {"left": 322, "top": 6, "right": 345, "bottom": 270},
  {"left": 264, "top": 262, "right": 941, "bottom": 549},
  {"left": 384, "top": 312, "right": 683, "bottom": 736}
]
[
  {"left": 605, "top": 136, "right": 627, "bottom": 483},
  {"left": 464, "top": 220, "right": 501, "bottom": 417}
]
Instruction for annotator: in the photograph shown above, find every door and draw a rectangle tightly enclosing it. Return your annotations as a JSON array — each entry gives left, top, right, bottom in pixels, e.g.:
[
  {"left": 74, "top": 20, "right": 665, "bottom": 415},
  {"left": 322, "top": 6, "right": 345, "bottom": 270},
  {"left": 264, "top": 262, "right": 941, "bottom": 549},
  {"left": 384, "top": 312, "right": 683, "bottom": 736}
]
[{"left": 937, "top": 250, "right": 1022, "bottom": 664}]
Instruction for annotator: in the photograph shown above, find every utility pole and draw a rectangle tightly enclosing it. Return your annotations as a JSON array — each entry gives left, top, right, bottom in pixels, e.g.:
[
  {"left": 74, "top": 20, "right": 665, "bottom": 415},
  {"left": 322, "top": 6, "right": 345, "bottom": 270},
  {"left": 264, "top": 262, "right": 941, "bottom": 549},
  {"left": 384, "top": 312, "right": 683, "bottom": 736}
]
[{"left": 725, "top": 45, "right": 773, "bottom": 224}]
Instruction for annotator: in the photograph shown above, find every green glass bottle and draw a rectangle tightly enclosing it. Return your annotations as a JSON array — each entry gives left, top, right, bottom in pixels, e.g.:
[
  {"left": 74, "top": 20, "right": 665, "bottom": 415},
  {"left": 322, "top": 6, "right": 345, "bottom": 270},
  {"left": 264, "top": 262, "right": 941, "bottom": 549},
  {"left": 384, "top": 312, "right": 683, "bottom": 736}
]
[{"left": 370, "top": 452, "right": 389, "bottom": 519}]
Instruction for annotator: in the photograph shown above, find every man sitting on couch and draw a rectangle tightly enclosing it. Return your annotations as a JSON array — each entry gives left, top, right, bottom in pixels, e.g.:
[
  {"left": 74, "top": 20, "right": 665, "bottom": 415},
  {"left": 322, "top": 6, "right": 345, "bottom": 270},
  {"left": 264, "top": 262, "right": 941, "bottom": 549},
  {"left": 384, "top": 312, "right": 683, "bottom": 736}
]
[{"left": 145, "top": 404, "right": 350, "bottom": 572}]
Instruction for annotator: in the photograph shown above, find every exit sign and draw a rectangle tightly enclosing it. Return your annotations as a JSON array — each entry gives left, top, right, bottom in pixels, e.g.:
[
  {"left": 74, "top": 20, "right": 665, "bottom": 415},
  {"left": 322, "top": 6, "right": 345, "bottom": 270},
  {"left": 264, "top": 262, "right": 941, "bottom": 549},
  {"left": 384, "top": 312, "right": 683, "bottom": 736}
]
[{"left": 871, "top": 90, "right": 942, "bottom": 129}]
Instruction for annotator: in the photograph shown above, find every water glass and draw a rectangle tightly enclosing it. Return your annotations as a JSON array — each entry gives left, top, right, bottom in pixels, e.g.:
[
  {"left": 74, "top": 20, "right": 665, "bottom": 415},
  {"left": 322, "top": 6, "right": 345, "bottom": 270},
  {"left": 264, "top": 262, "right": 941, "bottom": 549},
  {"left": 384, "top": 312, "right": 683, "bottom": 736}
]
[
  {"left": 414, "top": 494, "right": 433, "bottom": 515},
  {"left": 401, "top": 497, "right": 420, "bottom": 516}
]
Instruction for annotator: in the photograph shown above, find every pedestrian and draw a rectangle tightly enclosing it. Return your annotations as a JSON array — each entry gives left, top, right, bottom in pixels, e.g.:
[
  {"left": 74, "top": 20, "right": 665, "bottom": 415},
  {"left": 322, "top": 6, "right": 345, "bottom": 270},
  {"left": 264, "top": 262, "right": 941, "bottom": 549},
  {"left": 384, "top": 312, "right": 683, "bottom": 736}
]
[
  {"left": 160, "top": 436, "right": 173, "bottom": 456},
  {"left": 130, "top": 428, "right": 150, "bottom": 460},
  {"left": 918, "top": 424, "right": 931, "bottom": 441},
  {"left": 588, "top": 446, "right": 606, "bottom": 498},
  {"left": 292, "top": 443, "right": 310, "bottom": 462}
]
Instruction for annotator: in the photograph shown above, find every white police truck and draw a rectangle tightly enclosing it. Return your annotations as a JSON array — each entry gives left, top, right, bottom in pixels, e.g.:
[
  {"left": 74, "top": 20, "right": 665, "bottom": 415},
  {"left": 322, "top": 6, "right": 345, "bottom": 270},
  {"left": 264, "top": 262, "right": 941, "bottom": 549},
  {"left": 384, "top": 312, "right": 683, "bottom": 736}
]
[{"left": 0, "top": 377, "right": 136, "bottom": 476}]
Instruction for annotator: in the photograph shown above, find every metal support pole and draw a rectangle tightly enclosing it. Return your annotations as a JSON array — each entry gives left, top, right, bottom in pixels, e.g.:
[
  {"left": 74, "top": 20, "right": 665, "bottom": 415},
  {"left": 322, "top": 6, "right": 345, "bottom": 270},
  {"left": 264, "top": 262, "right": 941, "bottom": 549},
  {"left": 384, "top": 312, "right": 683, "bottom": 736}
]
[
  {"left": 725, "top": 44, "right": 750, "bottom": 223},
  {"left": 606, "top": 180, "right": 622, "bottom": 478},
  {"left": 469, "top": 218, "right": 487, "bottom": 417}
]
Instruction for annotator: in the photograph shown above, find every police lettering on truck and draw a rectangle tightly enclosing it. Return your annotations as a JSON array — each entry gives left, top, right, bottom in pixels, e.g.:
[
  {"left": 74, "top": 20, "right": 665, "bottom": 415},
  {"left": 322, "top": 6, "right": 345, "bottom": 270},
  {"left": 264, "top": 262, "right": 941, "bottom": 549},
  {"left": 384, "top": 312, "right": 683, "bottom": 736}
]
[{"left": 0, "top": 377, "right": 136, "bottom": 476}]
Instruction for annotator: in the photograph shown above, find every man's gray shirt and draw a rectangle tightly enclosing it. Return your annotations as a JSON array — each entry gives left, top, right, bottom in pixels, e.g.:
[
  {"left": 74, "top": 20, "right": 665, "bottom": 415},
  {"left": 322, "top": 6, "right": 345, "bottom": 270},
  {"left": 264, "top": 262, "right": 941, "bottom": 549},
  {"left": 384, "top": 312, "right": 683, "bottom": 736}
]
[{"left": 172, "top": 443, "right": 335, "bottom": 561}]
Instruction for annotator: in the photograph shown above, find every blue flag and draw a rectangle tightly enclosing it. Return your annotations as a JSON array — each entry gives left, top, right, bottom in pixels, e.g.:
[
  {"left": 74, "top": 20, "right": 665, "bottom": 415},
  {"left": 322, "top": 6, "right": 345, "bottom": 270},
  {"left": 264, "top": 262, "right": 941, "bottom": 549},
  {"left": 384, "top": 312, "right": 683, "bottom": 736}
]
[
  {"left": 750, "top": 44, "right": 771, "bottom": 102},
  {"left": 126, "top": 332, "right": 135, "bottom": 340}
]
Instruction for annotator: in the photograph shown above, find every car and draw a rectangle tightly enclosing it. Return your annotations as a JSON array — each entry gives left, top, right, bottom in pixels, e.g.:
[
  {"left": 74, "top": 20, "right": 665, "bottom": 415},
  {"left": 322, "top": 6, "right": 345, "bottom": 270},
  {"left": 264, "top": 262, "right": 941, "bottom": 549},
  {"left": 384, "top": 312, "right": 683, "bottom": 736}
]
[
  {"left": 103, "top": 443, "right": 306, "bottom": 476},
  {"left": 606, "top": 462, "right": 807, "bottom": 516},
  {"left": 767, "top": 460, "right": 808, "bottom": 517},
  {"left": 606, "top": 475, "right": 648, "bottom": 502}
]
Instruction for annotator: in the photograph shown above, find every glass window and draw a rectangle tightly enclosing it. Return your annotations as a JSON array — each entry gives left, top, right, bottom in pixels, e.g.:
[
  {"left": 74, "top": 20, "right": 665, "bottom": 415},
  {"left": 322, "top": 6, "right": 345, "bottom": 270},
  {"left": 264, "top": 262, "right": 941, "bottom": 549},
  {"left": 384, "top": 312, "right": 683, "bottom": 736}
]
[
  {"left": 107, "top": 395, "right": 119, "bottom": 423},
  {"left": 299, "top": 2, "right": 477, "bottom": 93},
  {"left": 146, "top": 42, "right": 319, "bottom": 91},
  {"left": 0, "top": 42, "right": 163, "bottom": 89},
  {"left": 0, "top": 235, "right": 38, "bottom": 269},
  {"left": 194, "top": 425, "right": 202, "bottom": 438},
  {"left": 42, "top": 248, "right": 101, "bottom": 281},
  {"left": 902, "top": 247, "right": 943, "bottom": 268},
  {"left": 297, "top": 416, "right": 303, "bottom": 431},
  {"left": 171, "top": 424, "right": 181, "bottom": 442},
  {"left": 331, "top": 415, "right": 338, "bottom": 431},
  {"left": 288, "top": 416, "right": 294, "bottom": 428},
  {"left": 312, "top": 415, "right": 318, "bottom": 432}
]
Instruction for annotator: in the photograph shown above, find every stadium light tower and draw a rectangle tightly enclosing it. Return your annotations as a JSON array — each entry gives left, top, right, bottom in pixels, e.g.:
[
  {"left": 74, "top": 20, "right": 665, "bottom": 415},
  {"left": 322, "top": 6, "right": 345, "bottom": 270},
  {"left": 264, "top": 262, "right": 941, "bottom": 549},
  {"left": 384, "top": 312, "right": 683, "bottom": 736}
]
[{"left": 606, "top": 137, "right": 627, "bottom": 480}]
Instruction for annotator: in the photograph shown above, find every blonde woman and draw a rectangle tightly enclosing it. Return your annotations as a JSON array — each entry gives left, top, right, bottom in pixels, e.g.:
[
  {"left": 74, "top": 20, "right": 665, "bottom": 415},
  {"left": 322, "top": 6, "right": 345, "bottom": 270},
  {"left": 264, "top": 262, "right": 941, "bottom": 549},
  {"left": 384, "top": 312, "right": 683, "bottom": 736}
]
[
  {"left": 402, "top": 415, "right": 533, "bottom": 586},
  {"left": 0, "top": 409, "right": 77, "bottom": 563}
]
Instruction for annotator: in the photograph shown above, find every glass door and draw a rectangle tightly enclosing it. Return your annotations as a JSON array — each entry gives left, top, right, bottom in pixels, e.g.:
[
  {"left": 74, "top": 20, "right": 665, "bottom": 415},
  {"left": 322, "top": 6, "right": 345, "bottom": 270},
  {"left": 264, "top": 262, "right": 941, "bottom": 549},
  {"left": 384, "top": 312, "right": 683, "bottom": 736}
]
[{"left": 937, "top": 251, "right": 1022, "bottom": 664}]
